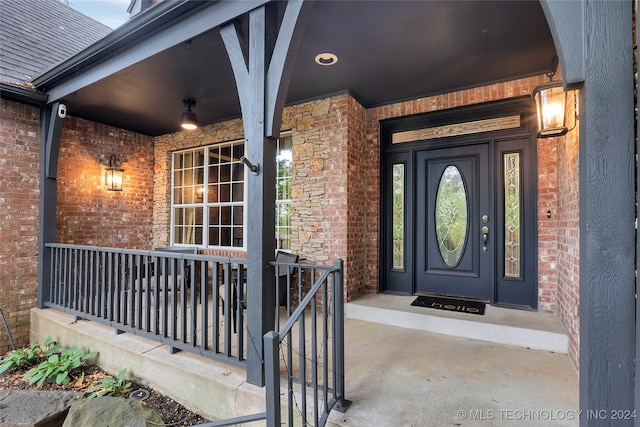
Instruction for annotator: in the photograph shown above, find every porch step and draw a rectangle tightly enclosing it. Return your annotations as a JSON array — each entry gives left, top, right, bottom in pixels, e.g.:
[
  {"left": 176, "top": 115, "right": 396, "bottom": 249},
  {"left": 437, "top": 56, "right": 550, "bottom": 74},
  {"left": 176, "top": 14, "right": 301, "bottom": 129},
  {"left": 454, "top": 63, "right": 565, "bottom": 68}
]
[{"left": 345, "top": 293, "right": 568, "bottom": 354}]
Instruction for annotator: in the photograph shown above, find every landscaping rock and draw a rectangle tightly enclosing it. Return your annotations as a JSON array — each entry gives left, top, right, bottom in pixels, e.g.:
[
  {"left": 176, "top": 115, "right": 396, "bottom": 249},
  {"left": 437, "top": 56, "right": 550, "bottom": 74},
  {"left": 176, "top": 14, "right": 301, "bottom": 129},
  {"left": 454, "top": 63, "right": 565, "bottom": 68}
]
[
  {"left": 0, "top": 390, "right": 83, "bottom": 427},
  {"left": 62, "top": 396, "right": 164, "bottom": 427}
]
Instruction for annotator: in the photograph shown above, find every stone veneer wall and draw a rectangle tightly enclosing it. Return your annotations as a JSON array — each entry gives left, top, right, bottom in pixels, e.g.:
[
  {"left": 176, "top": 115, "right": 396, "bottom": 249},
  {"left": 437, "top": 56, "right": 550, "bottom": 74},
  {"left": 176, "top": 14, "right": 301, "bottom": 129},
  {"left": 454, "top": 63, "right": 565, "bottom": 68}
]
[
  {"left": 284, "top": 95, "right": 368, "bottom": 299},
  {"left": 57, "top": 116, "right": 154, "bottom": 248},
  {"left": 152, "top": 95, "right": 368, "bottom": 298},
  {"left": 0, "top": 99, "right": 41, "bottom": 352}
]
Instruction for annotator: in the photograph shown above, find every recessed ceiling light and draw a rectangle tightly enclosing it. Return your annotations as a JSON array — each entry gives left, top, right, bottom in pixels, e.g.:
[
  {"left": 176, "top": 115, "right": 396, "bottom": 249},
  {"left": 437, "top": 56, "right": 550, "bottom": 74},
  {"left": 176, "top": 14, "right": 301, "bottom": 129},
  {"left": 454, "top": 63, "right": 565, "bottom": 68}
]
[{"left": 315, "top": 52, "right": 338, "bottom": 66}]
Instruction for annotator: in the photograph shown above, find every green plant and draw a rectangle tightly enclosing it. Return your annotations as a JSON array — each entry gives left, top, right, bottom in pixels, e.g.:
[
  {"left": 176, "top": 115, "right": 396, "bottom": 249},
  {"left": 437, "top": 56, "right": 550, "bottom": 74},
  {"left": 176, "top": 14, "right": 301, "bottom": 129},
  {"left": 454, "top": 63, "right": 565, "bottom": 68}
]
[
  {"left": 24, "top": 346, "right": 98, "bottom": 387},
  {"left": 87, "top": 368, "right": 136, "bottom": 398},
  {"left": 0, "top": 337, "right": 61, "bottom": 375}
]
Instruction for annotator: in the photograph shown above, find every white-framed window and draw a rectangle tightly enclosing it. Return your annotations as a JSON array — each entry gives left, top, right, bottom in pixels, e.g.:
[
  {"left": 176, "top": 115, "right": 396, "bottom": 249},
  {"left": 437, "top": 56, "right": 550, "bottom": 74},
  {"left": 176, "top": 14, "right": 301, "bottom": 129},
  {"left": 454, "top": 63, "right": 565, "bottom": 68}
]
[
  {"left": 276, "top": 134, "right": 293, "bottom": 250},
  {"left": 171, "top": 140, "right": 246, "bottom": 249},
  {"left": 170, "top": 135, "right": 292, "bottom": 250}
]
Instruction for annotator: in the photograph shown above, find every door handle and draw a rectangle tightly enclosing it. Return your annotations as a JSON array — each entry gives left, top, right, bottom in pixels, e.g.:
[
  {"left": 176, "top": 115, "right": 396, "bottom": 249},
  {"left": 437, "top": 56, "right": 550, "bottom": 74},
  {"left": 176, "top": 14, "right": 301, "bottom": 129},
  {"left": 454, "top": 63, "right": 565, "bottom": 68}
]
[{"left": 482, "top": 226, "right": 489, "bottom": 252}]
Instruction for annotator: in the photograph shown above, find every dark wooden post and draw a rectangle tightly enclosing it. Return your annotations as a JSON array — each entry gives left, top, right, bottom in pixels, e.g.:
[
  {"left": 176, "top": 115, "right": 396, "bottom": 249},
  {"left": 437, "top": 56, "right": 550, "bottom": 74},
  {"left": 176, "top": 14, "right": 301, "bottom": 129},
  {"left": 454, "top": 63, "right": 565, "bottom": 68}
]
[
  {"left": 38, "top": 101, "right": 64, "bottom": 308},
  {"left": 578, "top": 2, "right": 635, "bottom": 424},
  {"left": 221, "top": 6, "right": 275, "bottom": 388},
  {"left": 221, "top": 1, "right": 312, "bottom": 386},
  {"left": 542, "top": 1, "right": 635, "bottom": 423}
]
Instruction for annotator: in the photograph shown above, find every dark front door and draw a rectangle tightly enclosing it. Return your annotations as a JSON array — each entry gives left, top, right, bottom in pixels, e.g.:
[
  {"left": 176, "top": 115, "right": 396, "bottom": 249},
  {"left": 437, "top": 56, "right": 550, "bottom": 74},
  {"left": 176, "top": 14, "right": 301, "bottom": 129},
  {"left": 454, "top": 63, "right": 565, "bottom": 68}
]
[
  {"left": 382, "top": 97, "right": 538, "bottom": 309},
  {"left": 415, "top": 143, "right": 493, "bottom": 300}
]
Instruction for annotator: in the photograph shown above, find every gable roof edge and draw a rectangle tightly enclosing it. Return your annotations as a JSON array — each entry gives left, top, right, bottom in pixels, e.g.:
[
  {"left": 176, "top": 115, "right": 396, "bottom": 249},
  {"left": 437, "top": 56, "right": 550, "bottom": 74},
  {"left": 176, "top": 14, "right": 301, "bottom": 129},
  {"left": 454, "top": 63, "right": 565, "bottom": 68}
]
[{"left": 32, "top": 0, "right": 208, "bottom": 90}]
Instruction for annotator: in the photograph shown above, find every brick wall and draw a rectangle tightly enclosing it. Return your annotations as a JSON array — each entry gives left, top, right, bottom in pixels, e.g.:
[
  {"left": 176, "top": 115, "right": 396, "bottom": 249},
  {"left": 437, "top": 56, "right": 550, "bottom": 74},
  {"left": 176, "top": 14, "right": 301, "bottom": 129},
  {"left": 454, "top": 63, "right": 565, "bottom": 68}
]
[
  {"left": 556, "top": 95, "right": 580, "bottom": 369},
  {"left": 151, "top": 76, "right": 577, "bottom": 315},
  {"left": 363, "top": 76, "right": 579, "bottom": 369},
  {"left": 537, "top": 137, "right": 559, "bottom": 312},
  {"left": 0, "top": 99, "right": 40, "bottom": 352},
  {"left": 2, "top": 78, "right": 579, "bottom": 364},
  {"left": 0, "top": 104, "right": 154, "bottom": 354},
  {"left": 57, "top": 116, "right": 154, "bottom": 248},
  {"left": 344, "top": 96, "right": 368, "bottom": 299},
  {"left": 365, "top": 75, "right": 557, "bottom": 305}
]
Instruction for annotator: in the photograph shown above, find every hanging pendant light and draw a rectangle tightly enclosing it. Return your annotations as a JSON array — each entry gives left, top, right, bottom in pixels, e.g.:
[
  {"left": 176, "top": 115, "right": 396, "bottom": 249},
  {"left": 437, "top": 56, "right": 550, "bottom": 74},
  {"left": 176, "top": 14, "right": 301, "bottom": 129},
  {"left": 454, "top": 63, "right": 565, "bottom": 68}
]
[{"left": 181, "top": 98, "right": 198, "bottom": 130}]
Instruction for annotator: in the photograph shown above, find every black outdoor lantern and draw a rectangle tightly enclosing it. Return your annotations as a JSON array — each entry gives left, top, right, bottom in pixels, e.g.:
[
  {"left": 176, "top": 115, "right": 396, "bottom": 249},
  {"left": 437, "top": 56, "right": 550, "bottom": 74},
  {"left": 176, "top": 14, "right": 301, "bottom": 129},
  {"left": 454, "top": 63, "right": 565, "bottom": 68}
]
[
  {"left": 532, "top": 80, "right": 568, "bottom": 138},
  {"left": 532, "top": 57, "right": 568, "bottom": 138},
  {"left": 105, "top": 154, "right": 124, "bottom": 191}
]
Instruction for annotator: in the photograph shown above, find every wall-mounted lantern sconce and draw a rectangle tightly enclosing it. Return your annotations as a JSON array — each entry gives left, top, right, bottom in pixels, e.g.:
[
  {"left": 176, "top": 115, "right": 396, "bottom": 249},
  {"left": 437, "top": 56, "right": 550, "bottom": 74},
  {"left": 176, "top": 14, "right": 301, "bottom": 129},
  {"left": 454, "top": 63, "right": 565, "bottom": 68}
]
[
  {"left": 181, "top": 98, "right": 198, "bottom": 130},
  {"left": 105, "top": 154, "right": 124, "bottom": 191},
  {"left": 532, "top": 57, "right": 569, "bottom": 138},
  {"left": 532, "top": 80, "right": 568, "bottom": 138}
]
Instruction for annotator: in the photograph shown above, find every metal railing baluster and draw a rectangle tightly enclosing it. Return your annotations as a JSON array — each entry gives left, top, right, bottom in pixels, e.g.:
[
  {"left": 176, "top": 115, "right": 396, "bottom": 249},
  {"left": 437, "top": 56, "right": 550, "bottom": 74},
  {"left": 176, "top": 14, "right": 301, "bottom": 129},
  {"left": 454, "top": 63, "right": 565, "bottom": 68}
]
[{"left": 43, "top": 244, "right": 347, "bottom": 426}]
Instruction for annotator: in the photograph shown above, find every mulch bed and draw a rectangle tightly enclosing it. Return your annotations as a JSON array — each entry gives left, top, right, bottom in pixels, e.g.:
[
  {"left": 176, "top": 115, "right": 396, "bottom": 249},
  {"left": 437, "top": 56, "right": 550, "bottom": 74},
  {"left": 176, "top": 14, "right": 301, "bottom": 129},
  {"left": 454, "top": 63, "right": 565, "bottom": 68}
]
[{"left": 0, "top": 364, "right": 211, "bottom": 426}]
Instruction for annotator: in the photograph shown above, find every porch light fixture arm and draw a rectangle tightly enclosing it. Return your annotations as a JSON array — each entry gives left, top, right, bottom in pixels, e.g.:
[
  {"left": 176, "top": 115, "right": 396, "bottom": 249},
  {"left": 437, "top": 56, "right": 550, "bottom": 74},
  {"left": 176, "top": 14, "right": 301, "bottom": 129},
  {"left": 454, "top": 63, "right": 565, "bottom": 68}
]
[
  {"left": 546, "top": 56, "right": 559, "bottom": 81},
  {"left": 240, "top": 156, "right": 259, "bottom": 175}
]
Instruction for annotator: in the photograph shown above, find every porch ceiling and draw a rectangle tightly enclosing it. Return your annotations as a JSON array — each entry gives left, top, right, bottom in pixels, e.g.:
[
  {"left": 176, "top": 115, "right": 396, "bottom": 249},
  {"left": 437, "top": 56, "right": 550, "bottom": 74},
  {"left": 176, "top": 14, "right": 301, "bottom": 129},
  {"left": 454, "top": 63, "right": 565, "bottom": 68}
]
[{"left": 59, "top": 0, "right": 555, "bottom": 137}]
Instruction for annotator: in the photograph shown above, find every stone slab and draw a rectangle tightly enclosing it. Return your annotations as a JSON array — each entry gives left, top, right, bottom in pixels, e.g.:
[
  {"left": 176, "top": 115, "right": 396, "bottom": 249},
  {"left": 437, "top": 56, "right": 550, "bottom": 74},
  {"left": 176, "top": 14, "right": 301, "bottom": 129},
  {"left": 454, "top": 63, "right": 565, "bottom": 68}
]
[{"left": 0, "top": 390, "right": 83, "bottom": 427}]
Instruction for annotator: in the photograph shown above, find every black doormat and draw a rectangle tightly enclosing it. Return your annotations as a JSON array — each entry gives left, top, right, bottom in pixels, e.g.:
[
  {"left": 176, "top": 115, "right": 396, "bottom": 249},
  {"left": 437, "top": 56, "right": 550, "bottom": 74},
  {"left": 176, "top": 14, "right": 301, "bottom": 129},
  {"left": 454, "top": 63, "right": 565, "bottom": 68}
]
[{"left": 411, "top": 295, "right": 485, "bottom": 316}]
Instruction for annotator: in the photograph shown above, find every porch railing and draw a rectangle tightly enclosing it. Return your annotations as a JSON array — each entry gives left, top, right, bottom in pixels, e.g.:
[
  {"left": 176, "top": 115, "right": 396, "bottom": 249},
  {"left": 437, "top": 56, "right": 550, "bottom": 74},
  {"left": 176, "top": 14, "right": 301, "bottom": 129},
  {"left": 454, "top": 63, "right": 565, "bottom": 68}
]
[
  {"left": 264, "top": 258, "right": 350, "bottom": 427},
  {"left": 44, "top": 243, "right": 250, "bottom": 367},
  {"left": 42, "top": 243, "right": 348, "bottom": 426}
]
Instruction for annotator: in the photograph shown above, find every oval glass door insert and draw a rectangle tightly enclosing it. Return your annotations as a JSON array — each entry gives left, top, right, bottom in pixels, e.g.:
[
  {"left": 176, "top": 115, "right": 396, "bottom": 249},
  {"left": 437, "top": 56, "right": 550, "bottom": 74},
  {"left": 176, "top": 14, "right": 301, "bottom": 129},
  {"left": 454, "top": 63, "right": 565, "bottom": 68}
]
[{"left": 435, "top": 165, "right": 469, "bottom": 267}]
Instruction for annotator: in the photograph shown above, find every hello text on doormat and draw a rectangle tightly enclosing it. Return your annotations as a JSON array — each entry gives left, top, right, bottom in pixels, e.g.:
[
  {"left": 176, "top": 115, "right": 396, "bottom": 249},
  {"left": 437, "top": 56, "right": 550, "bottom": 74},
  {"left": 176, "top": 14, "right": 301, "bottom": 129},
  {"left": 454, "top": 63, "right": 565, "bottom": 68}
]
[{"left": 411, "top": 295, "right": 486, "bottom": 315}]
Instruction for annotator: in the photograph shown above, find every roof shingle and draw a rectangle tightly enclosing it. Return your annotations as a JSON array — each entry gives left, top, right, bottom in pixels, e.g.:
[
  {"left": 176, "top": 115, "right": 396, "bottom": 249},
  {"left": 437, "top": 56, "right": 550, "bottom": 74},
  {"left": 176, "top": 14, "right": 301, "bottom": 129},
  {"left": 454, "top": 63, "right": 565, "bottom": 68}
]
[{"left": 0, "top": 0, "right": 112, "bottom": 84}]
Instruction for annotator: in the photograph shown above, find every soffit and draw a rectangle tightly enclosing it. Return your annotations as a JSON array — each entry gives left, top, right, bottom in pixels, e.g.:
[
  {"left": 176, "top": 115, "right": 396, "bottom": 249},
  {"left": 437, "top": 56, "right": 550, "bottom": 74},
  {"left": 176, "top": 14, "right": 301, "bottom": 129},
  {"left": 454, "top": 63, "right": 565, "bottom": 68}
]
[{"left": 59, "top": 1, "right": 555, "bottom": 136}]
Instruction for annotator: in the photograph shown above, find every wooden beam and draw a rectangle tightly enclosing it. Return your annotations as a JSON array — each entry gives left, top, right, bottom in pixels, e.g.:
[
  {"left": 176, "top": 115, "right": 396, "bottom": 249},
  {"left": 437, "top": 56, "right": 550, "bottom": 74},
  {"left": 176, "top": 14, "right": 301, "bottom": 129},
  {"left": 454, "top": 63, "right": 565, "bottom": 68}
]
[
  {"left": 265, "top": 0, "right": 313, "bottom": 138},
  {"left": 637, "top": 4, "right": 640, "bottom": 422},
  {"left": 44, "top": 101, "right": 64, "bottom": 179},
  {"left": 221, "top": 1, "right": 311, "bottom": 386},
  {"left": 44, "top": 1, "right": 269, "bottom": 102},
  {"left": 575, "top": 2, "right": 635, "bottom": 424},
  {"left": 220, "top": 22, "right": 251, "bottom": 124},
  {"left": 539, "top": 0, "right": 585, "bottom": 89},
  {"left": 222, "top": 6, "right": 274, "bottom": 387},
  {"left": 38, "top": 102, "right": 64, "bottom": 308}
]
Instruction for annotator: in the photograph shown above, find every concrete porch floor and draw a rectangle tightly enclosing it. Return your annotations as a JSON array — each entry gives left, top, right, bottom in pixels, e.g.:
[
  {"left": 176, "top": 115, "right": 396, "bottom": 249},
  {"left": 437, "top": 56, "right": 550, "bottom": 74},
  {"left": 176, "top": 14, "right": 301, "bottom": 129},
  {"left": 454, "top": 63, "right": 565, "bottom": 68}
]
[
  {"left": 330, "top": 294, "right": 578, "bottom": 426},
  {"left": 30, "top": 293, "right": 578, "bottom": 427}
]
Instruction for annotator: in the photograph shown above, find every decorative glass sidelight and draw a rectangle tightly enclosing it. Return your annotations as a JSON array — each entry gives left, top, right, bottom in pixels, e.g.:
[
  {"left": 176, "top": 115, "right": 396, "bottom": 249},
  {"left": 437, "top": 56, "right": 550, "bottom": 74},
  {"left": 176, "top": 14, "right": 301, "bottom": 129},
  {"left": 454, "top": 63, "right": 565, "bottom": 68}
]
[
  {"left": 435, "top": 165, "right": 468, "bottom": 267},
  {"left": 392, "top": 164, "right": 405, "bottom": 269},
  {"left": 504, "top": 153, "right": 521, "bottom": 278}
]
